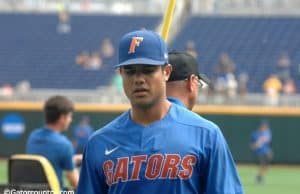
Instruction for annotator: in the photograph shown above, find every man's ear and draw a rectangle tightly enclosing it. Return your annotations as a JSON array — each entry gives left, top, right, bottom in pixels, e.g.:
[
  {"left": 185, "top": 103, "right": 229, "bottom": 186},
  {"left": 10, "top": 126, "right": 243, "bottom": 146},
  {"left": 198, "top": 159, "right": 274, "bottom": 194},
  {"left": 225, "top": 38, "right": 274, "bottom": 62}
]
[
  {"left": 118, "top": 67, "right": 123, "bottom": 74},
  {"left": 57, "top": 114, "right": 65, "bottom": 124},
  {"left": 164, "top": 64, "right": 172, "bottom": 81},
  {"left": 187, "top": 74, "right": 198, "bottom": 92},
  {"left": 115, "top": 68, "right": 121, "bottom": 74}
]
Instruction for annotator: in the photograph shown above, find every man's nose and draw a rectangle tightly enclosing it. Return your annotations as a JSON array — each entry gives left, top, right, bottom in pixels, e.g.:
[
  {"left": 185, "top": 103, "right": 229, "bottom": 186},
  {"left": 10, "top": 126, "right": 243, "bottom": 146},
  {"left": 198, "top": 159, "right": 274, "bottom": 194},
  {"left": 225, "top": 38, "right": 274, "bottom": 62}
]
[{"left": 133, "top": 71, "right": 146, "bottom": 84}]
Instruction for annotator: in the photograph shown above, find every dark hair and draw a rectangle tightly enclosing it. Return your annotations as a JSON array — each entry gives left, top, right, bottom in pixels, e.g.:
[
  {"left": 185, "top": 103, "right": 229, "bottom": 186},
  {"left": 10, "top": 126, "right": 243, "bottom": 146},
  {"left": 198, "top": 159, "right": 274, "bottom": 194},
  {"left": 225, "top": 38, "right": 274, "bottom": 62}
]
[{"left": 44, "top": 95, "right": 74, "bottom": 124}]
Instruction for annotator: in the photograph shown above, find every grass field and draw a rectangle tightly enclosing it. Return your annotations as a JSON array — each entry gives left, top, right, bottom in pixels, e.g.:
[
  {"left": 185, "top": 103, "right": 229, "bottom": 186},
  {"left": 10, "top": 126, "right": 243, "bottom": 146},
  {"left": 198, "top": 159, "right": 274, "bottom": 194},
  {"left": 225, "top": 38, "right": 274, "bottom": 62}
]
[
  {"left": 0, "top": 160, "right": 7, "bottom": 184},
  {"left": 238, "top": 165, "right": 300, "bottom": 194},
  {"left": 1, "top": 159, "right": 300, "bottom": 193}
]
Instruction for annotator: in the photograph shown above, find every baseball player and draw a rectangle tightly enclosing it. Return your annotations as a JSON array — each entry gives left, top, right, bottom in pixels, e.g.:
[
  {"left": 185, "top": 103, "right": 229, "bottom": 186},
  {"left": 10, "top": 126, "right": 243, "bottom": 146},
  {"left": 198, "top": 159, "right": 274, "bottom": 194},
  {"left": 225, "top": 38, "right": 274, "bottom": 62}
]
[
  {"left": 77, "top": 30, "right": 244, "bottom": 194},
  {"left": 250, "top": 120, "right": 273, "bottom": 184},
  {"left": 167, "top": 51, "right": 210, "bottom": 110}
]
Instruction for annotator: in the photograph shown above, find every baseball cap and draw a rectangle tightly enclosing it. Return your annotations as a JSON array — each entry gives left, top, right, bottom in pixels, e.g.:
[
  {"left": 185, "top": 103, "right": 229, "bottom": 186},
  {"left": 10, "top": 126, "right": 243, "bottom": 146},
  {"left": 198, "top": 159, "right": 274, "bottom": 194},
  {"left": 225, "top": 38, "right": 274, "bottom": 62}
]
[
  {"left": 168, "top": 51, "right": 211, "bottom": 87},
  {"left": 116, "top": 30, "right": 168, "bottom": 67}
]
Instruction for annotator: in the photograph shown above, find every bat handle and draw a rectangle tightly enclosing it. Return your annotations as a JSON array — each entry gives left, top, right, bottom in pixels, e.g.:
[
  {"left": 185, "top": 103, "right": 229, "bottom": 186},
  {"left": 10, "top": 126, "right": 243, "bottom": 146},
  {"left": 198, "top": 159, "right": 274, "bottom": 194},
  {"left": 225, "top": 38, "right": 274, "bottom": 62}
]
[{"left": 161, "top": 0, "right": 176, "bottom": 42}]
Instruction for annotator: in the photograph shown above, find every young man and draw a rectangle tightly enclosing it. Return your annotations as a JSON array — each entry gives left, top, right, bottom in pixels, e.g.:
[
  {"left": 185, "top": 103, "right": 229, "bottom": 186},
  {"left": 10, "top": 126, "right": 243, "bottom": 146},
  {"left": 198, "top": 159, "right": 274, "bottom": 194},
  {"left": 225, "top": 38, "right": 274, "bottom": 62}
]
[
  {"left": 167, "top": 51, "right": 210, "bottom": 110},
  {"left": 77, "top": 30, "right": 243, "bottom": 194},
  {"left": 26, "top": 95, "right": 79, "bottom": 189},
  {"left": 250, "top": 120, "right": 273, "bottom": 184}
]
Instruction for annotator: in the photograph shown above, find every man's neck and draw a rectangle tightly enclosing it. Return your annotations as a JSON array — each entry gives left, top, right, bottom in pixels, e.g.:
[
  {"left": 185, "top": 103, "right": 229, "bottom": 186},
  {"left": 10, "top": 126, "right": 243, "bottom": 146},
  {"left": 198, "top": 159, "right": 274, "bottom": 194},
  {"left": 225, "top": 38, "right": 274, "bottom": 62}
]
[
  {"left": 45, "top": 124, "right": 62, "bottom": 133},
  {"left": 130, "top": 99, "right": 171, "bottom": 126},
  {"left": 168, "top": 93, "right": 189, "bottom": 108}
]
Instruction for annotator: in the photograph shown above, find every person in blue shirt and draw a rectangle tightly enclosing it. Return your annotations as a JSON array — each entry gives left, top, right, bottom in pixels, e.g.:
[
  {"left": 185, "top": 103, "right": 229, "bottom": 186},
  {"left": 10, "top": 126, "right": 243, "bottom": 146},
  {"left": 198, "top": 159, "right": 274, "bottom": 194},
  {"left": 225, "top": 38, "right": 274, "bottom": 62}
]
[
  {"left": 26, "top": 95, "right": 80, "bottom": 190},
  {"left": 167, "top": 51, "right": 210, "bottom": 110},
  {"left": 250, "top": 120, "right": 273, "bottom": 184},
  {"left": 77, "top": 30, "right": 243, "bottom": 194},
  {"left": 72, "top": 116, "right": 93, "bottom": 154}
]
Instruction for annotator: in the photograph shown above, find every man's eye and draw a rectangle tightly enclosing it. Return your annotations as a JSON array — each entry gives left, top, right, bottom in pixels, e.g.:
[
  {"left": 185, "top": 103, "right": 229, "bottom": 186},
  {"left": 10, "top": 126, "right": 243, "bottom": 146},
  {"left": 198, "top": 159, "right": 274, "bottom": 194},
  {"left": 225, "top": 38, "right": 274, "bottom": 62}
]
[
  {"left": 142, "top": 68, "right": 156, "bottom": 74},
  {"left": 125, "top": 69, "right": 136, "bottom": 75},
  {"left": 123, "top": 66, "right": 157, "bottom": 75}
]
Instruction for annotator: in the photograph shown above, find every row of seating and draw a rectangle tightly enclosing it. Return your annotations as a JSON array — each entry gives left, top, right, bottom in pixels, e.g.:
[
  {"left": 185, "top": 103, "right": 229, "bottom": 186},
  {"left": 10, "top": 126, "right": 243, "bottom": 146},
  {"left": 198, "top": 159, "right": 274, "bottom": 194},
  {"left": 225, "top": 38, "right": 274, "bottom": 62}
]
[
  {"left": 0, "top": 14, "right": 299, "bottom": 92},
  {"left": 171, "top": 16, "right": 300, "bottom": 92},
  {"left": 0, "top": 13, "right": 160, "bottom": 89}
]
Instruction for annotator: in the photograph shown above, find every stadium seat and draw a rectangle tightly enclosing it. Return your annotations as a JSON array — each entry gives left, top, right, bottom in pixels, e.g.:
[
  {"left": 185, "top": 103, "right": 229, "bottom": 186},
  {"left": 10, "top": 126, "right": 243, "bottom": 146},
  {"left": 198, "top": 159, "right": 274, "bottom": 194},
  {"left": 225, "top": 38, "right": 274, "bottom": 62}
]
[{"left": 8, "top": 154, "right": 60, "bottom": 194}]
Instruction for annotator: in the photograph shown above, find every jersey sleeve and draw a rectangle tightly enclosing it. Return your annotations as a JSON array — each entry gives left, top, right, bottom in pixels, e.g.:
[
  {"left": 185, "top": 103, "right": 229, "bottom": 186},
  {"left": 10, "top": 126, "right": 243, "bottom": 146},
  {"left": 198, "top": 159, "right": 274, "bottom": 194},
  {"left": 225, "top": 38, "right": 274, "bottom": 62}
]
[
  {"left": 205, "top": 128, "right": 244, "bottom": 194},
  {"left": 76, "top": 139, "right": 107, "bottom": 194},
  {"left": 61, "top": 140, "right": 75, "bottom": 170}
]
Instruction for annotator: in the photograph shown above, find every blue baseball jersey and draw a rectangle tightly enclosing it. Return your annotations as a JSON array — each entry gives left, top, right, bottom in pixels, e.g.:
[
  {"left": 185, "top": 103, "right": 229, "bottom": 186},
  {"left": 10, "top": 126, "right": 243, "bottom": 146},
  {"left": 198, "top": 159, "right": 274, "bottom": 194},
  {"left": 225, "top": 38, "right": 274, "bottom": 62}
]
[
  {"left": 26, "top": 128, "right": 75, "bottom": 187},
  {"left": 77, "top": 104, "right": 243, "bottom": 194},
  {"left": 250, "top": 129, "right": 272, "bottom": 156}
]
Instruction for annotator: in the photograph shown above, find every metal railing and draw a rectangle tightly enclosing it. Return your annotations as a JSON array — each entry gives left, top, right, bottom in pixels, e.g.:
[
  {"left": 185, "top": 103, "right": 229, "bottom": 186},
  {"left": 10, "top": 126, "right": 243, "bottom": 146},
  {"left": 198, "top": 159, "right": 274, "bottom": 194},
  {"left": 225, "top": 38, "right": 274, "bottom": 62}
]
[{"left": 1, "top": 87, "right": 300, "bottom": 107}]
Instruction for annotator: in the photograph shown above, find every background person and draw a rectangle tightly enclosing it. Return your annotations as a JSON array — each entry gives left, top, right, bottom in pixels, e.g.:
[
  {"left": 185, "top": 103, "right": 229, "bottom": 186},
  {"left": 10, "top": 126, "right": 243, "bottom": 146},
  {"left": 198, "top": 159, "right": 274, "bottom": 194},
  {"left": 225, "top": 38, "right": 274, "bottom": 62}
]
[
  {"left": 250, "top": 120, "right": 273, "bottom": 184},
  {"left": 72, "top": 115, "right": 93, "bottom": 154},
  {"left": 26, "top": 95, "right": 79, "bottom": 190},
  {"left": 166, "top": 50, "right": 210, "bottom": 110}
]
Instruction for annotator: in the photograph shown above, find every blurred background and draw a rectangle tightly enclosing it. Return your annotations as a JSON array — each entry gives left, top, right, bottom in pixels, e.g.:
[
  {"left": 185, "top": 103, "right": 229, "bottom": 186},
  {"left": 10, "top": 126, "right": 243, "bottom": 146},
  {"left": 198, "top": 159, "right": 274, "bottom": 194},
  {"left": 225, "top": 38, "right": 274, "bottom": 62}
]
[{"left": 0, "top": 0, "right": 300, "bottom": 193}]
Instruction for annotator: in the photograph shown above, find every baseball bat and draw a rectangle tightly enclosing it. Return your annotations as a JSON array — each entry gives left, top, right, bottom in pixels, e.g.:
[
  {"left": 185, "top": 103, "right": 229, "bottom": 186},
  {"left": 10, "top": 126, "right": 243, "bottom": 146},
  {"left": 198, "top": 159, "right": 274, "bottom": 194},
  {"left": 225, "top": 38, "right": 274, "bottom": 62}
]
[{"left": 161, "top": 0, "right": 176, "bottom": 42}]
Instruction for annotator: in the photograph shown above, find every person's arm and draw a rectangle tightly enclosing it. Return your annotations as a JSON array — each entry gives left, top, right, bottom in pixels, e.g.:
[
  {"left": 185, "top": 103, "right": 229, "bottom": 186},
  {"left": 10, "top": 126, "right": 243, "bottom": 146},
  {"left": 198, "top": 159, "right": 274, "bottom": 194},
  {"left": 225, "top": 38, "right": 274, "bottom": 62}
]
[
  {"left": 251, "top": 133, "right": 271, "bottom": 150},
  {"left": 73, "top": 154, "right": 83, "bottom": 165},
  {"left": 251, "top": 138, "right": 263, "bottom": 149},
  {"left": 249, "top": 132, "right": 259, "bottom": 150},
  {"left": 205, "top": 127, "right": 244, "bottom": 194},
  {"left": 61, "top": 141, "right": 78, "bottom": 188},
  {"left": 262, "top": 131, "right": 272, "bottom": 144},
  {"left": 65, "top": 169, "right": 79, "bottom": 189}
]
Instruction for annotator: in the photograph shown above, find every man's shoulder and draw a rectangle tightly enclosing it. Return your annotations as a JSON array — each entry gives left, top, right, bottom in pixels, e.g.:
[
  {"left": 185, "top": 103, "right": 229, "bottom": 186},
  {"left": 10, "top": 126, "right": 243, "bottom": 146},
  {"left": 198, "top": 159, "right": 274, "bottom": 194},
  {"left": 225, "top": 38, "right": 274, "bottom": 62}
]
[
  {"left": 43, "top": 128, "right": 73, "bottom": 147},
  {"left": 58, "top": 133, "right": 72, "bottom": 145},
  {"left": 47, "top": 131, "right": 73, "bottom": 150},
  {"left": 171, "top": 104, "right": 220, "bottom": 132},
  {"left": 28, "top": 127, "right": 43, "bottom": 136},
  {"left": 28, "top": 128, "right": 48, "bottom": 141},
  {"left": 27, "top": 128, "right": 73, "bottom": 153},
  {"left": 89, "top": 111, "right": 129, "bottom": 140}
]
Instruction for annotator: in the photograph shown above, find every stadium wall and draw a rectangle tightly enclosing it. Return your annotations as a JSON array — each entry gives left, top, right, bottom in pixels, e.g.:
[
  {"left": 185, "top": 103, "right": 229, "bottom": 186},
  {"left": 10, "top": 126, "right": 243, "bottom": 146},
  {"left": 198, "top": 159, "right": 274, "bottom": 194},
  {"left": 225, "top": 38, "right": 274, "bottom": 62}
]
[{"left": 0, "top": 102, "right": 299, "bottom": 164}]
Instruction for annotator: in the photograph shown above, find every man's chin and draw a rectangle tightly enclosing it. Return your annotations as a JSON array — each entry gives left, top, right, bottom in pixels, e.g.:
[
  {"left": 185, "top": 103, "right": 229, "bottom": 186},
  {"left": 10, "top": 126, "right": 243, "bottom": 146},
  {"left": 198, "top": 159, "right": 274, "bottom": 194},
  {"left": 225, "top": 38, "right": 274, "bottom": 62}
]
[{"left": 131, "top": 99, "right": 154, "bottom": 109}]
